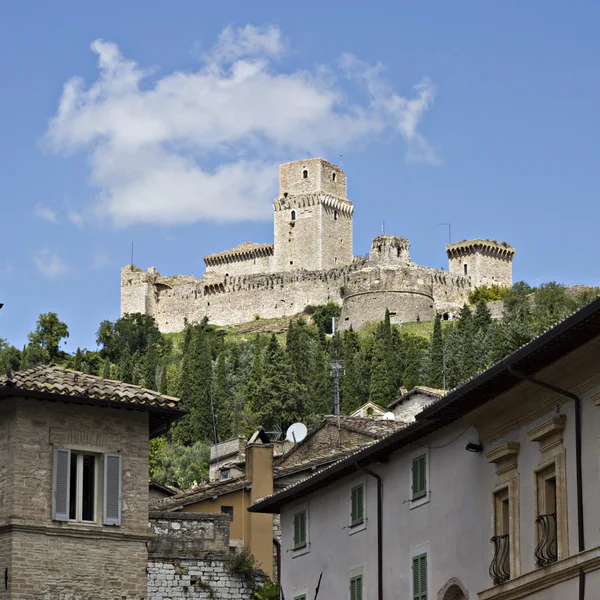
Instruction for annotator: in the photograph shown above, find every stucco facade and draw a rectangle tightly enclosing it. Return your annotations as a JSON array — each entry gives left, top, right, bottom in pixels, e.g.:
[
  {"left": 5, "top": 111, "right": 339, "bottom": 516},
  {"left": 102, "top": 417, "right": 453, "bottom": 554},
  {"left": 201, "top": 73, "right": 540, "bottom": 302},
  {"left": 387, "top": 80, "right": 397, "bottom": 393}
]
[
  {"left": 121, "top": 158, "right": 515, "bottom": 332},
  {"left": 251, "top": 298, "right": 600, "bottom": 600}
]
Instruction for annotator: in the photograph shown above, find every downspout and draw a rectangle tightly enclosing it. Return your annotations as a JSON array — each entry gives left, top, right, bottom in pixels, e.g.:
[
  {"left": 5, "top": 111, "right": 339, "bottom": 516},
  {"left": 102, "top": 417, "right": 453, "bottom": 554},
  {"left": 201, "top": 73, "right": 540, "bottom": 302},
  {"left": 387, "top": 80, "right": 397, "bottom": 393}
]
[
  {"left": 356, "top": 464, "right": 383, "bottom": 600},
  {"left": 508, "top": 367, "right": 585, "bottom": 600}
]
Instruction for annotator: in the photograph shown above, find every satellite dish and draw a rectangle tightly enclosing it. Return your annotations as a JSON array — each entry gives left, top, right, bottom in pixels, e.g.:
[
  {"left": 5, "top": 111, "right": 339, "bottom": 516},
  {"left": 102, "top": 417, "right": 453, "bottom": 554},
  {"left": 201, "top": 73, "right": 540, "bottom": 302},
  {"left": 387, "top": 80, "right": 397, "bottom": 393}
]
[
  {"left": 286, "top": 422, "right": 308, "bottom": 443},
  {"left": 382, "top": 412, "right": 396, "bottom": 421}
]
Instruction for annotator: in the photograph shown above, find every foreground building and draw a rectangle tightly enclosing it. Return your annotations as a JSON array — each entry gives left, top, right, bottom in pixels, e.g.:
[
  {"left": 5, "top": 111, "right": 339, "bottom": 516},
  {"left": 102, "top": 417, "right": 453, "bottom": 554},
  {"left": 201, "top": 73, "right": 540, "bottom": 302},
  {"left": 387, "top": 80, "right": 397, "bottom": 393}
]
[
  {"left": 250, "top": 297, "right": 600, "bottom": 600},
  {"left": 121, "top": 158, "right": 515, "bottom": 332},
  {"left": 0, "top": 366, "right": 182, "bottom": 599}
]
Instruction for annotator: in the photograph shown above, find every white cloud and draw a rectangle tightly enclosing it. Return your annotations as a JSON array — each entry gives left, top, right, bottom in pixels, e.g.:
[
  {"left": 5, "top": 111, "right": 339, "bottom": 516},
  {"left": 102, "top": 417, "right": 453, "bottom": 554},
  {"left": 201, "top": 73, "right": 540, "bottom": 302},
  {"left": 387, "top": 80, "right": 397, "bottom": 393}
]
[
  {"left": 33, "top": 250, "right": 70, "bottom": 278},
  {"left": 45, "top": 25, "right": 439, "bottom": 227},
  {"left": 34, "top": 204, "right": 59, "bottom": 223},
  {"left": 67, "top": 210, "right": 85, "bottom": 227},
  {"left": 1, "top": 261, "right": 13, "bottom": 276}
]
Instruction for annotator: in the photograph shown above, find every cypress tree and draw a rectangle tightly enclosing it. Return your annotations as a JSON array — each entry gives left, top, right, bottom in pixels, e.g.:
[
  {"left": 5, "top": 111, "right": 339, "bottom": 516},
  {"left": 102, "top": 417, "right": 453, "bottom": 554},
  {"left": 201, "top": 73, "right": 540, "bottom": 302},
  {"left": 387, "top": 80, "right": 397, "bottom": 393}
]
[
  {"left": 212, "top": 352, "right": 232, "bottom": 442},
  {"left": 428, "top": 315, "right": 444, "bottom": 389},
  {"left": 369, "top": 337, "right": 395, "bottom": 406},
  {"left": 144, "top": 344, "right": 158, "bottom": 390}
]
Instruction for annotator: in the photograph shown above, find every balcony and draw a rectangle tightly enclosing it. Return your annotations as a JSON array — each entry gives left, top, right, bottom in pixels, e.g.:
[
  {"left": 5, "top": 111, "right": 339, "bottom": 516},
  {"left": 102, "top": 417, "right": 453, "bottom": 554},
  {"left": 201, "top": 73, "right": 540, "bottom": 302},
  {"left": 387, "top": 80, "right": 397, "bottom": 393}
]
[
  {"left": 534, "top": 513, "right": 557, "bottom": 568},
  {"left": 489, "top": 534, "right": 510, "bottom": 585}
]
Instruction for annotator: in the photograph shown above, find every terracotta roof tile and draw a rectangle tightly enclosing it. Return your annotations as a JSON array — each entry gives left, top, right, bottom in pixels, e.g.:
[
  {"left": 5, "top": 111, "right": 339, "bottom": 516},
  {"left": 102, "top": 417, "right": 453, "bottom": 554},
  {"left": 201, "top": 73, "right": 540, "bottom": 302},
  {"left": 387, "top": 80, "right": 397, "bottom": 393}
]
[
  {"left": 153, "top": 477, "right": 250, "bottom": 510},
  {"left": 0, "top": 365, "right": 181, "bottom": 410}
]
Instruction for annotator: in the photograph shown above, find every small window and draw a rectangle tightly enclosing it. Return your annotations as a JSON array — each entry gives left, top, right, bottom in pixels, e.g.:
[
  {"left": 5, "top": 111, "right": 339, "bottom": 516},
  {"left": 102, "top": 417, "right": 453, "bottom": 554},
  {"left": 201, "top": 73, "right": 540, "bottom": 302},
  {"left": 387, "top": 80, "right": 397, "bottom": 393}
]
[
  {"left": 332, "top": 172, "right": 336, "bottom": 182},
  {"left": 412, "top": 553, "right": 428, "bottom": 600},
  {"left": 350, "top": 484, "right": 364, "bottom": 526},
  {"left": 303, "top": 169, "right": 308, "bottom": 179},
  {"left": 334, "top": 210, "right": 338, "bottom": 220},
  {"left": 293, "top": 510, "right": 307, "bottom": 549},
  {"left": 220, "top": 470, "right": 230, "bottom": 480},
  {"left": 350, "top": 574, "right": 363, "bottom": 600},
  {"left": 221, "top": 506, "right": 234, "bottom": 520},
  {"left": 290, "top": 261, "right": 294, "bottom": 265},
  {"left": 291, "top": 210, "right": 296, "bottom": 221},
  {"left": 412, "top": 455, "right": 427, "bottom": 500},
  {"left": 464, "top": 264, "right": 468, "bottom": 275},
  {"left": 69, "top": 452, "right": 97, "bottom": 522},
  {"left": 294, "top": 596, "right": 307, "bottom": 600}
]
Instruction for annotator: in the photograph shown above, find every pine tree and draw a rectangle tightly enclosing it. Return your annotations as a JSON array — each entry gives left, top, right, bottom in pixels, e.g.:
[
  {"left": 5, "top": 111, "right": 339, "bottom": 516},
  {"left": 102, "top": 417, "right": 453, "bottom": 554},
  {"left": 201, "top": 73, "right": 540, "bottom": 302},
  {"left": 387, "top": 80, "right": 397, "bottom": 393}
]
[
  {"left": 244, "top": 338, "right": 264, "bottom": 429},
  {"left": 473, "top": 299, "right": 493, "bottom": 331},
  {"left": 340, "top": 328, "right": 363, "bottom": 413},
  {"left": 428, "top": 315, "right": 444, "bottom": 389},
  {"left": 369, "top": 337, "right": 395, "bottom": 406}
]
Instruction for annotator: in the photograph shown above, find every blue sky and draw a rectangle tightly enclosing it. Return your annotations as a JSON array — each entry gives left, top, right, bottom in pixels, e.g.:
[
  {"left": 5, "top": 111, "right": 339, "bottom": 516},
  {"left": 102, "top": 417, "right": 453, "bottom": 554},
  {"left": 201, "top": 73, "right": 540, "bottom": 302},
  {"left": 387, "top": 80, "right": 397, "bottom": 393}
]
[{"left": 1, "top": 1, "right": 599, "bottom": 352}]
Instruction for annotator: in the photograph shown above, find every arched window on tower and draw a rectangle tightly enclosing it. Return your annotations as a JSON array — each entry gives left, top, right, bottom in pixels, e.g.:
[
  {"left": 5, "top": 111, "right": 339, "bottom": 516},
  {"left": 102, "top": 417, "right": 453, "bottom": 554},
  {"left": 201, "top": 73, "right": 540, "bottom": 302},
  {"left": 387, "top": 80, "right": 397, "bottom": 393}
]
[
  {"left": 303, "top": 169, "right": 308, "bottom": 179},
  {"left": 464, "top": 264, "right": 468, "bottom": 275},
  {"left": 291, "top": 210, "right": 296, "bottom": 221},
  {"left": 332, "top": 172, "right": 336, "bottom": 182},
  {"left": 334, "top": 210, "right": 338, "bottom": 220}
]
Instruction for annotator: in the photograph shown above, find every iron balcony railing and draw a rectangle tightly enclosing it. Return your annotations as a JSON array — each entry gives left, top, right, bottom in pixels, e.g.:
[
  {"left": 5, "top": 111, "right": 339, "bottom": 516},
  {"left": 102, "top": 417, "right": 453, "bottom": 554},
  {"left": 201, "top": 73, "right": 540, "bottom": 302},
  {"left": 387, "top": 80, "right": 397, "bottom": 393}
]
[
  {"left": 489, "top": 534, "right": 511, "bottom": 585},
  {"left": 534, "top": 513, "right": 557, "bottom": 567}
]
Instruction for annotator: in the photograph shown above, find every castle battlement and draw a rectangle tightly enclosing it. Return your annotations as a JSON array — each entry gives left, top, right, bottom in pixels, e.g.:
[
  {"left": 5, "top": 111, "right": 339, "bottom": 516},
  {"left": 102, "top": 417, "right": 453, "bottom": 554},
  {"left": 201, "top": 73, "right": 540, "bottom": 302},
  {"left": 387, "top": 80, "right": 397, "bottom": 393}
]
[{"left": 120, "top": 159, "right": 515, "bottom": 333}]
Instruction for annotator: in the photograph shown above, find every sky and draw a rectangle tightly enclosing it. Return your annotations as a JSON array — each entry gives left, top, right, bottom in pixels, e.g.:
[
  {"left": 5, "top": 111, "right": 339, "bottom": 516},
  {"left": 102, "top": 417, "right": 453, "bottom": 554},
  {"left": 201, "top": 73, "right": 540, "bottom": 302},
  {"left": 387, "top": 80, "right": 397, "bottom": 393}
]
[{"left": 1, "top": 1, "right": 599, "bottom": 352}]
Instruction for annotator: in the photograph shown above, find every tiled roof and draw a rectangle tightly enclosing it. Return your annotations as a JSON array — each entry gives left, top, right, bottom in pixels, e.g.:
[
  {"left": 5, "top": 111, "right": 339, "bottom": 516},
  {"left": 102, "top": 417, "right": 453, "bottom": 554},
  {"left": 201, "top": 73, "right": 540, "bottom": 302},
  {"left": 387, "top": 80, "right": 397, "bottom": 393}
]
[
  {"left": 0, "top": 365, "right": 181, "bottom": 410},
  {"left": 387, "top": 386, "right": 444, "bottom": 410},
  {"left": 321, "top": 415, "right": 407, "bottom": 437},
  {"left": 153, "top": 476, "right": 250, "bottom": 510}
]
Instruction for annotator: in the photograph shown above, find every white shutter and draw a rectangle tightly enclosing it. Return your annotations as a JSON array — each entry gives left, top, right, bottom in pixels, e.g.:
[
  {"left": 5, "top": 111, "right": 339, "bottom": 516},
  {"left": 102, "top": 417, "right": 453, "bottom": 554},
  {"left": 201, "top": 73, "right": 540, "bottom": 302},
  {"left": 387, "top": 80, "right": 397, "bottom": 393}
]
[
  {"left": 52, "top": 448, "right": 71, "bottom": 521},
  {"left": 103, "top": 453, "right": 122, "bottom": 526}
]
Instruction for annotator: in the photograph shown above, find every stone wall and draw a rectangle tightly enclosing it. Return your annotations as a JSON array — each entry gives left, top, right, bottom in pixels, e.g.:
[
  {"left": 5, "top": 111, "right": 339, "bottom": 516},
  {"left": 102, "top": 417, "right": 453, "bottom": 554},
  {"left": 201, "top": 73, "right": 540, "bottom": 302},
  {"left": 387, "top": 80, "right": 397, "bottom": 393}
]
[
  {"left": 0, "top": 396, "right": 150, "bottom": 600},
  {"left": 279, "top": 158, "right": 347, "bottom": 199},
  {"left": 148, "top": 513, "right": 261, "bottom": 600},
  {"left": 390, "top": 392, "right": 439, "bottom": 422}
]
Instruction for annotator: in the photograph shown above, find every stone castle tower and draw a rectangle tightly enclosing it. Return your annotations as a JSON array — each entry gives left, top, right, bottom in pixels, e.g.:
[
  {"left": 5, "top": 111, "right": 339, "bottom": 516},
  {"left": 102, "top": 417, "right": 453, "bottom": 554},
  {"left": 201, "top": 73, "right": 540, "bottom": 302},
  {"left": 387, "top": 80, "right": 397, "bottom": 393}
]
[
  {"left": 273, "top": 159, "right": 354, "bottom": 272},
  {"left": 121, "top": 158, "right": 516, "bottom": 332}
]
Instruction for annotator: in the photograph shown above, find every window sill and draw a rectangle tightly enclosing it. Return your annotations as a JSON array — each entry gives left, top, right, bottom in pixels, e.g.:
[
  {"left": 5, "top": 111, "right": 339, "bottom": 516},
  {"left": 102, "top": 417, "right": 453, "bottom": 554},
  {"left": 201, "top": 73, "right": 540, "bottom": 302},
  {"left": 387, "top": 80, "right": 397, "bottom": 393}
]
[
  {"left": 292, "top": 544, "right": 310, "bottom": 558},
  {"left": 409, "top": 492, "right": 430, "bottom": 510},
  {"left": 349, "top": 521, "right": 367, "bottom": 535}
]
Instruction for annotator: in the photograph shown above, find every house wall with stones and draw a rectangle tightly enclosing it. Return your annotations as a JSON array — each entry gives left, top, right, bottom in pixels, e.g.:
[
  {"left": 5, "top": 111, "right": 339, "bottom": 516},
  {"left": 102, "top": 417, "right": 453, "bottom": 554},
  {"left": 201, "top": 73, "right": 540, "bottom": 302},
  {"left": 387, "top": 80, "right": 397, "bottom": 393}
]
[
  {"left": 148, "top": 513, "right": 262, "bottom": 600},
  {"left": 121, "top": 159, "right": 515, "bottom": 333},
  {"left": 0, "top": 396, "right": 150, "bottom": 600}
]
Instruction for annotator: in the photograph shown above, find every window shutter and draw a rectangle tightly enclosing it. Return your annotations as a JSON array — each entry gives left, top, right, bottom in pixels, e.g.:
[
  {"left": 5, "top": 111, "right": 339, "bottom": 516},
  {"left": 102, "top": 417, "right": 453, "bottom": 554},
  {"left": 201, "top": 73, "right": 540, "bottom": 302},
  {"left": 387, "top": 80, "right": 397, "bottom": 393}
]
[
  {"left": 350, "top": 578, "right": 356, "bottom": 600},
  {"left": 412, "top": 554, "right": 427, "bottom": 600},
  {"left": 412, "top": 455, "right": 426, "bottom": 500},
  {"left": 103, "top": 453, "right": 122, "bottom": 526},
  {"left": 357, "top": 486, "right": 364, "bottom": 523},
  {"left": 356, "top": 575, "right": 363, "bottom": 600},
  {"left": 300, "top": 512, "right": 306, "bottom": 546},
  {"left": 294, "top": 511, "right": 306, "bottom": 549},
  {"left": 52, "top": 448, "right": 71, "bottom": 521}
]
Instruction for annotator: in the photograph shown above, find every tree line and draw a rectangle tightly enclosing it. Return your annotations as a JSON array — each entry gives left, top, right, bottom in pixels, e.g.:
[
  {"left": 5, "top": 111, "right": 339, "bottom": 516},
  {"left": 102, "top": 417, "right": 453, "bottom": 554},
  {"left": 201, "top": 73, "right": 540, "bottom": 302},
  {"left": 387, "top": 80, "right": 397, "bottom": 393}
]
[{"left": 1, "top": 282, "right": 597, "bottom": 488}]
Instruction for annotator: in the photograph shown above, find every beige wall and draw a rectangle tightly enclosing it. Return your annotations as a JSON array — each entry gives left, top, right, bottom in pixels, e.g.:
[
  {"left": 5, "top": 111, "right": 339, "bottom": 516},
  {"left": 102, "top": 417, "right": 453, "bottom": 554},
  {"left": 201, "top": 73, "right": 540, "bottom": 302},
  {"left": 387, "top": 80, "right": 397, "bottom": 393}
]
[
  {"left": 279, "top": 335, "right": 600, "bottom": 600},
  {"left": 0, "top": 396, "right": 150, "bottom": 600}
]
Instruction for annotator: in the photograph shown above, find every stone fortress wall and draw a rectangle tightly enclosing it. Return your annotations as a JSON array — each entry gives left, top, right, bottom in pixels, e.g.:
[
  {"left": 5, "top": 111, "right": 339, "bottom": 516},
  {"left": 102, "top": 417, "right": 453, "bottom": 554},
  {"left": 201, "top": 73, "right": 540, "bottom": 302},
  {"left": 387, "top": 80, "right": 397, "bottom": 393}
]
[{"left": 121, "top": 158, "right": 515, "bottom": 332}]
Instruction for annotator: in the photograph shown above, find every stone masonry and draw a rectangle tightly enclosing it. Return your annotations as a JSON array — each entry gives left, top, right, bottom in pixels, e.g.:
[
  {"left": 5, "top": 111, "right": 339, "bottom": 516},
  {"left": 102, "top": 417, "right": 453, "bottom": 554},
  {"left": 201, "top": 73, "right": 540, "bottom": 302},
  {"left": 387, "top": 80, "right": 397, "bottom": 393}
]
[
  {"left": 148, "top": 513, "right": 263, "bottom": 600},
  {"left": 121, "top": 158, "right": 515, "bottom": 332}
]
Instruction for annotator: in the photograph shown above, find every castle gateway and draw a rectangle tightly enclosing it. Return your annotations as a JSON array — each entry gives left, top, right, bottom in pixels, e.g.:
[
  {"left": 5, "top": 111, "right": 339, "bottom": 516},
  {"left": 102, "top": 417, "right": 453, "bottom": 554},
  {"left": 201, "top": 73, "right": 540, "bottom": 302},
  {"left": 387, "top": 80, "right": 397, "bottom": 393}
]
[{"left": 121, "top": 158, "right": 515, "bottom": 332}]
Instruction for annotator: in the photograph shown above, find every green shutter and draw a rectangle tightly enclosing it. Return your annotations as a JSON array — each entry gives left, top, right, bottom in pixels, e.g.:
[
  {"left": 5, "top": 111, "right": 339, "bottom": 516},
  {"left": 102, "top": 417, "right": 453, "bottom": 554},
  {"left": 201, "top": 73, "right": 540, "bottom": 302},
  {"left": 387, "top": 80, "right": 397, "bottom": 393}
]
[
  {"left": 294, "top": 511, "right": 306, "bottom": 549},
  {"left": 412, "top": 553, "right": 428, "bottom": 600},
  {"left": 351, "top": 484, "right": 364, "bottom": 526},
  {"left": 412, "top": 455, "right": 427, "bottom": 500},
  {"left": 350, "top": 575, "right": 363, "bottom": 600}
]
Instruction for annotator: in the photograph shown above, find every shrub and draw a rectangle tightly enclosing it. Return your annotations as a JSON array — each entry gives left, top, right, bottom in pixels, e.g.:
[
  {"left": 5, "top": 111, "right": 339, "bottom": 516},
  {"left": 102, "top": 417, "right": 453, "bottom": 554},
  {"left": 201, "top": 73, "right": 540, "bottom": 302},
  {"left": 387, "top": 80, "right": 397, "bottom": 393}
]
[{"left": 468, "top": 284, "right": 509, "bottom": 305}]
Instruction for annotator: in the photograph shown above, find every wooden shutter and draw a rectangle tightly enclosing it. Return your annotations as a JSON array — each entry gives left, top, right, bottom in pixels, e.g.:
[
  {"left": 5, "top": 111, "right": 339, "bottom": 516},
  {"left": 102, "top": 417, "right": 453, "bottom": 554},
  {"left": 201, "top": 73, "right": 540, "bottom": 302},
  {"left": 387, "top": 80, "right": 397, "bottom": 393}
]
[
  {"left": 103, "top": 453, "right": 122, "bottom": 526},
  {"left": 52, "top": 448, "right": 71, "bottom": 521},
  {"left": 412, "top": 553, "right": 428, "bottom": 600},
  {"left": 350, "top": 575, "right": 363, "bottom": 600},
  {"left": 351, "top": 484, "right": 364, "bottom": 526},
  {"left": 294, "top": 511, "right": 306, "bottom": 549},
  {"left": 412, "top": 455, "right": 427, "bottom": 500}
]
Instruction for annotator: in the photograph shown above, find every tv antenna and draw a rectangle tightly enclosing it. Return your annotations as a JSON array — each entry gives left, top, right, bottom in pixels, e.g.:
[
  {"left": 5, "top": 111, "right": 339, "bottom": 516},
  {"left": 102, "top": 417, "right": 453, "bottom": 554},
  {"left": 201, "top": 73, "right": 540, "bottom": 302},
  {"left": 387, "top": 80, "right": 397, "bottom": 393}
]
[
  {"left": 286, "top": 422, "right": 307, "bottom": 444},
  {"left": 330, "top": 317, "right": 344, "bottom": 416},
  {"left": 438, "top": 223, "right": 451, "bottom": 245}
]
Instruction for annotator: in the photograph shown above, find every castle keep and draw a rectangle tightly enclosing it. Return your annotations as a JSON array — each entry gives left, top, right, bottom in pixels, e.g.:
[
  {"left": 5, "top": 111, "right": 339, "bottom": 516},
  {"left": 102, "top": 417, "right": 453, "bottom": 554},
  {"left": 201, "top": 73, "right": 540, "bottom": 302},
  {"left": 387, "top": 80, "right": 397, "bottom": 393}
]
[{"left": 121, "top": 159, "right": 515, "bottom": 332}]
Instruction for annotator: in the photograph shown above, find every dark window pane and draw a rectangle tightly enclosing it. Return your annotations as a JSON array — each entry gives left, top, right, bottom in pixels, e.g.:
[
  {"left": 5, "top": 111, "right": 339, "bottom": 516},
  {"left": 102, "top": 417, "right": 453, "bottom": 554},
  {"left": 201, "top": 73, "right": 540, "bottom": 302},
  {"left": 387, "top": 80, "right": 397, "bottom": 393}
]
[
  {"left": 69, "top": 453, "right": 77, "bottom": 520},
  {"left": 82, "top": 455, "right": 95, "bottom": 521}
]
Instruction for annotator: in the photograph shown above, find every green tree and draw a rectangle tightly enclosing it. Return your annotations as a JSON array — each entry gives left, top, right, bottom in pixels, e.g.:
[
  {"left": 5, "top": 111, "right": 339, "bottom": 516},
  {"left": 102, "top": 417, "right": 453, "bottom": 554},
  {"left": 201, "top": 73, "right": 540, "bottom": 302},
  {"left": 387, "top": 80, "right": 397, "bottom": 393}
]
[
  {"left": 427, "top": 315, "right": 444, "bottom": 389},
  {"left": 531, "top": 282, "right": 575, "bottom": 335},
  {"left": 369, "top": 337, "right": 395, "bottom": 406},
  {"left": 212, "top": 351, "right": 232, "bottom": 442},
  {"left": 0, "top": 339, "right": 20, "bottom": 373},
  {"left": 311, "top": 302, "right": 342, "bottom": 335},
  {"left": 28, "top": 312, "right": 69, "bottom": 362}
]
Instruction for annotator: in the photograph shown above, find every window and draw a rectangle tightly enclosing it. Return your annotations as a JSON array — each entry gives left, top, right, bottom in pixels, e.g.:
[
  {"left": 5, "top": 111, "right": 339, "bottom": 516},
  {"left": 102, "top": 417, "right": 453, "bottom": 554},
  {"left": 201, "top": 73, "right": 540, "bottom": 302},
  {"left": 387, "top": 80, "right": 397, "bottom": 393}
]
[
  {"left": 535, "top": 465, "right": 558, "bottom": 567},
  {"left": 350, "top": 574, "right": 363, "bottom": 600},
  {"left": 334, "top": 210, "right": 338, "bottom": 220},
  {"left": 52, "top": 448, "right": 121, "bottom": 526},
  {"left": 221, "top": 506, "right": 234, "bottom": 520},
  {"left": 490, "top": 488, "right": 511, "bottom": 584},
  {"left": 463, "top": 264, "right": 468, "bottom": 275},
  {"left": 291, "top": 210, "right": 296, "bottom": 221},
  {"left": 350, "top": 484, "right": 364, "bottom": 527},
  {"left": 412, "top": 553, "right": 428, "bottom": 600},
  {"left": 293, "top": 510, "right": 307, "bottom": 550},
  {"left": 303, "top": 169, "right": 308, "bottom": 179},
  {"left": 294, "top": 596, "right": 307, "bottom": 600},
  {"left": 220, "top": 469, "right": 230, "bottom": 480},
  {"left": 332, "top": 172, "right": 336, "bottom": 182},
  {"left": 412, "top": 454, "right": 427, "bottom": 500}
]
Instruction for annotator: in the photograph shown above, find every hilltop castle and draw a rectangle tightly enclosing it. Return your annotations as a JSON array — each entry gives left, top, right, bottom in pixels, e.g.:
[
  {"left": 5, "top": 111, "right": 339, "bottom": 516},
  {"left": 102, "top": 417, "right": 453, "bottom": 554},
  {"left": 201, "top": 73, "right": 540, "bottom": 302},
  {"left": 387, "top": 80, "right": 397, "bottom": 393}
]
[{"left": 121, "top": 158, "right": 515, "bottom": 332}]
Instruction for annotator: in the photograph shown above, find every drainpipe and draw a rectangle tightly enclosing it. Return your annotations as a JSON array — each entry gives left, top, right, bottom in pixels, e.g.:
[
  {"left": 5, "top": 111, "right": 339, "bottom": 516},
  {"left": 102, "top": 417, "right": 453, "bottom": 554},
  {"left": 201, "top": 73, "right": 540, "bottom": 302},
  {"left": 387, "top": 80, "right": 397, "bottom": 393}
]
[
  {"left": 356, "top": 464, "right": 383, "bottom": 600},
  {"left": 507, "top": 368, "right": 585, "bottom": 600}
]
